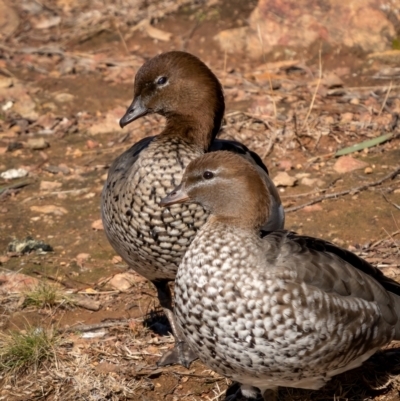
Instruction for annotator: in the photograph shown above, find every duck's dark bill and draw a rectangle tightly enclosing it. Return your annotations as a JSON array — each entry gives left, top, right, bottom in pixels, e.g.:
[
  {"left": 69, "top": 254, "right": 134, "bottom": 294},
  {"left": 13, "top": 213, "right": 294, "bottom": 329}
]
[
  {"left": 120, "top": 96, "right": 148, "bottom": 127},
  {"left": 159, "top": 184, "right": 189, "bottom": 207}
]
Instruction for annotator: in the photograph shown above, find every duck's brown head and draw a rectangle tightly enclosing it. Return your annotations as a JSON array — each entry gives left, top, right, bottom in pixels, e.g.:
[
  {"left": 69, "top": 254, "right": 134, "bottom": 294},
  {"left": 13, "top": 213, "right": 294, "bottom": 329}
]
[
  {"left": 120, "top": 51, "right": 225, "bottom": 149},
  {"left": 160, "top": 151, "right": 271, "bottom": 229}
]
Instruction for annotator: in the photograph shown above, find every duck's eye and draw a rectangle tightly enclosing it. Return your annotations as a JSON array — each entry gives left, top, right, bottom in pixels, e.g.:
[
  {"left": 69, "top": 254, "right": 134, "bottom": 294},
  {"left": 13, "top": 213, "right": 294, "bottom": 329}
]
[
  {"left": 156, "top": 76, "right": 168, "bottom": 85},
  {"left": 203, "top": 171, "right": 214, "bottom": 180}
]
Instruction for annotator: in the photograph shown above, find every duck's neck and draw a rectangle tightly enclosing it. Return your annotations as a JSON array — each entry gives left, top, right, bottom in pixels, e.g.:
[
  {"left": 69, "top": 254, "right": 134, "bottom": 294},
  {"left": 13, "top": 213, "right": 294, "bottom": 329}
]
[
  {"left": 163, "top": 109, "right": 223, "bottom": 151},
  {"left": 206, "top": 216, "right": 262, "bottom": 238}
]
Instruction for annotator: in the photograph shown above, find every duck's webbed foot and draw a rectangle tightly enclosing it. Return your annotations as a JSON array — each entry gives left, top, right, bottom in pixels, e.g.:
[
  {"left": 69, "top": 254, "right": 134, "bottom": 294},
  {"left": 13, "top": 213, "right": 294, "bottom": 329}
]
[
  {"left": 153, "top": 279, "right": 198, "bottom": 368},
  {"left": 158, "top": 340, "right": 198, "bottom": 368}
]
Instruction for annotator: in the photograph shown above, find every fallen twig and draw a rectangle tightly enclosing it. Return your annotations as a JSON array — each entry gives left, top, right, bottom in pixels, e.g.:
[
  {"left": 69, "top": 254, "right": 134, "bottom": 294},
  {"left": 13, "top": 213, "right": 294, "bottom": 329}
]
[
  {"left": 287, "top": 166, "right": 400, "bottom": 212},
  {"left": 369, "top": 230, "right": 400, "bottom": 249},
  {"left": 61, "top": 319, "right": 130, "bottom": 333},
  {"left": 0, "top": 180, "right": 31, "bottom": 197},
  {"left": 382, "top": 193, "right": 400, "bottom": 211},
  {"left": 302, "top": 47, "right": 322, "bottom": 129},
  {"left": 282, "top": 177, "right": 343, "bottom": 199}
]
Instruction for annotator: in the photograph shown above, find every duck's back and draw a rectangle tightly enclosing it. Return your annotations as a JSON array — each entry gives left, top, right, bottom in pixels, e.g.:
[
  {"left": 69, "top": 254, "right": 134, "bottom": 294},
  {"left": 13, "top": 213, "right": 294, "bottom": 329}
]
[{"left": 102, "top": 135, "right": 208, "bottom": 281}]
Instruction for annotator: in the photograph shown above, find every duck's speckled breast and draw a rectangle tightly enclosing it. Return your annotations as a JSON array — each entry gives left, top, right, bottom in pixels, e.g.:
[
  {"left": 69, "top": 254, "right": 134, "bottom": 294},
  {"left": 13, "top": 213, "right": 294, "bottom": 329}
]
[
  {"left": 175, "top": 225, "right": 394, "bottom": 389},
  {"left": 101, "top": 136, "right": 208, "bottom": 281}
]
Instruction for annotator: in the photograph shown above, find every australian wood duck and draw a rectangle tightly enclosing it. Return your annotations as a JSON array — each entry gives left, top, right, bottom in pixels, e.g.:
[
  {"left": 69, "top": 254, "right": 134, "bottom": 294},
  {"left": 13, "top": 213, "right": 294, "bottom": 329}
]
[
  {"left": 101, "top": 51, "right": 285, "bottom": 367},
  {"left": 160, "top": 151, "right": 400, "bottom": 400}
]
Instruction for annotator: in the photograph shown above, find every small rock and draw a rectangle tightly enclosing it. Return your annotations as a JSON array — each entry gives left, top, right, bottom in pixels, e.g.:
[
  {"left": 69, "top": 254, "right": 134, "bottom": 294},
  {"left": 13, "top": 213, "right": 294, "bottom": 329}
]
[
  {"left": 43, "top": 165, "right": 62, "bottom": 175},
  {"left": 88, "top": 108, "right": 125, "bottom": 135},
  {"left": 112, "top": 255, "right": 123, "bottom": 264},
  {"left": 0, "top": 272, "right": 39, "bottom": 294},
  {"left": 13, "top": 98, "right": 38, "bottom": 120},
  {"left": 322, "top": 73, "right": 343, "bottom": 88},
  {"left": 295, "top": 173, "right": 310, "bottom": 179},
  {"left": 26, "top": 137, "right": 49, "bottom": 150},
  {"left": 40, "top": 181, "right": 62, "bottom": 191},
  {"left": 340, "top": 112, "right": 353, "bottom": 123},
  {"left": 333, "top": 156, "right": 369, "bottom": 174},
  {"left": 86, "top": 140, "right": 99, "bottom": 149},
  {"left": 109, "top": 272, "right": 138, "bottom": 291},
  {"left": 0, "top": 255, "right": 10, "bottom": 264},
  {"left": 54, "top": 93, "right": 74, "bottom": 103},
  {"left": 278, "top": 160, "right": 293, "bottom": 171},
  {"left": 1, "top": 100, "right": 13, "bottom": 111},
  {"left": 273, "top": 171, "right": 297, "bottom": 187},
  {"left": 332, "top": 238, "right": 345, "bottom": 247},
  {"left": 91, "top": 219, "right": 104, "bottom": 230},
  {"left": 30, "top": 205, "right": 68, "bottom": 215},
  {"left": 32, "top": 15, "right": 61, "bottom": 29},
  {"left": 0, "top": 168, "right": 28, "bottom": 180},
  {"left": 0, "top": 77, "right": 14, "bottom": 89},
  {"left": 76, "top": 253, "right": 90, "bottom": 263},
  {"left": 301, "top": 177, "right": 325, "bottom": 187},
  {"left": 58, "top": 164, "right": 70, "bottom": 175},
  {"left": 73, "top": 295, "right": 101, "bottom": 311},
  {"left": 364, "top": 167, "right": 373, "bottom": 174},
  {"left": 72, "top": 149, "right": 83, "bottom": 158}
]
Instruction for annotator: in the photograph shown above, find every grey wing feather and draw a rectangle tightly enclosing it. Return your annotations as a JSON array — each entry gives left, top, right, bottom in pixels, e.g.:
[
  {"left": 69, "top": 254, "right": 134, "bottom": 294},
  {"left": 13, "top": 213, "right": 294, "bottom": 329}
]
[
  {"left": 262, "top": 231, "right": 400, "bottom": 338},
  {"left": 106, "top": 136, "right": 155, "bottom": 178}
]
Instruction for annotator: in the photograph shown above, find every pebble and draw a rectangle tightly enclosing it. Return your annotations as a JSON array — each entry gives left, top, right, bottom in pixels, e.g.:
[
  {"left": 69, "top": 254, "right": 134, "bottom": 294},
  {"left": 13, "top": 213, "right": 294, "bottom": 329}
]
[
  {"left": 0, "top": 168, "right": 28, "bottom": 179},
  {"left": 26, "top": 138, "right": 49, "bottom": 150},
  {"left": 301, "top": 177, "right": 325, "bottom": 187},
  {"left": 40, "top": 181, "right": 62, "bottom": 191},
  {"left": 108, "top": 272, "right": 136, "bottom": 291},
  {"left": 86, "top": 140, "right": 99, "bottom": 149},
  {"left": 30, "top": 205, "right": 68, "bottom": 215},
  {"left": 54, "top": 93, "right": 74, "bottom": 103},
  {"left": 76, "top": 253, "right": 91, "bottom": 264},
  {"left": 333, "top": 156, "right": 368, "bottom": 174},
  {"left": 2, "top": 100, "right": 13, "bottom": 111},
  {"left": 91, "top": 219, "right": 104, "bottom": 230},
  {"left": 273, "top": 171, "right": 297, "bottom": 187},
  {"left": 58, "top": 164, "right": 70, "bottom": 175}
]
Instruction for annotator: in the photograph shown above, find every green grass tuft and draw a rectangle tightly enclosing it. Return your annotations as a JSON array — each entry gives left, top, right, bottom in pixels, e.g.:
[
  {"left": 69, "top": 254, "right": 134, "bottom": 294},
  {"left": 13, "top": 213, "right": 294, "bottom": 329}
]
[
  {"left": 24, "top": 281, "right": 73, "bottom": 308},
  {"left": 0, "top": 327, "right": 60, "bottom": 373}
]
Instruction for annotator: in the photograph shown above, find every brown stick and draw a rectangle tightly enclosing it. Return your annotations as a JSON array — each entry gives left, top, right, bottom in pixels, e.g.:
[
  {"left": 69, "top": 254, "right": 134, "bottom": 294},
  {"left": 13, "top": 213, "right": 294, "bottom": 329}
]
[
  {"left": 369, "top": 230, "right": 400, "bottom": 249},
  {"left": 287, "top": 166, "right": 400, "bottom": 213},
  {"left": 61, "top": 319, "right": 130, "bottom": 333}
]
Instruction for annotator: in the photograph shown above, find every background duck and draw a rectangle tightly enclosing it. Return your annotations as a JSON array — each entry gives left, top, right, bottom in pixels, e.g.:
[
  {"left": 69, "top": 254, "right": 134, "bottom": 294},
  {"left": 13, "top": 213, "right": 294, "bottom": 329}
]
[
  {"left": 101, "top": 51, "right": 285, "bottom": 368},
  {"left": 160, "top": 151, "right": 400, "bottom": 400}
]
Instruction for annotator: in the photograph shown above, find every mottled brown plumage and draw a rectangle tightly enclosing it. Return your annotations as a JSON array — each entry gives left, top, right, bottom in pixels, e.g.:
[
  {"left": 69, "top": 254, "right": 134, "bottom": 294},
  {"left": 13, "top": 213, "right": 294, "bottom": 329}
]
[
  {"left": 101, "top": 51, "right": 285, "bottom": 368},
  {"left": 160, "top": 151, "right": 400, "bottom": 400}
]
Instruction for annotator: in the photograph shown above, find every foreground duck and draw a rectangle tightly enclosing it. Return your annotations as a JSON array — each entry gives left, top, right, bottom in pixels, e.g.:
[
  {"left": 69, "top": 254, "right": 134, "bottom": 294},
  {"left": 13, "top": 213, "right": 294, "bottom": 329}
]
[
  {"left": 101, "top": 51, "right": 285, "bottom": 367},
  {"left": 160, "top": 151, "right": 400, "bottom": 400}
]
